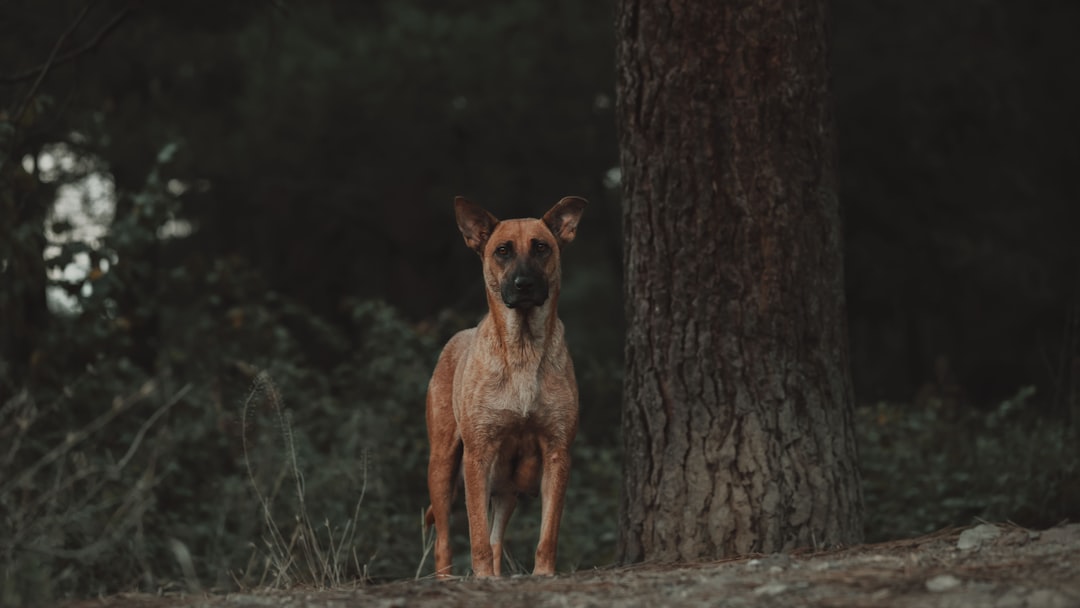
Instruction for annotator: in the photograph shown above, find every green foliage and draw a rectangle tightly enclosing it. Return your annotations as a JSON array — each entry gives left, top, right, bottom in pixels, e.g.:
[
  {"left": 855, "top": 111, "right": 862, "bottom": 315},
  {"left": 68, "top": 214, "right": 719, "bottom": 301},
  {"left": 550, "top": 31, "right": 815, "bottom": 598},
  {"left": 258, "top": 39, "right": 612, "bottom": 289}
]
[{"left": 858, "top": 390, "right": 1080, "bottom": 542}]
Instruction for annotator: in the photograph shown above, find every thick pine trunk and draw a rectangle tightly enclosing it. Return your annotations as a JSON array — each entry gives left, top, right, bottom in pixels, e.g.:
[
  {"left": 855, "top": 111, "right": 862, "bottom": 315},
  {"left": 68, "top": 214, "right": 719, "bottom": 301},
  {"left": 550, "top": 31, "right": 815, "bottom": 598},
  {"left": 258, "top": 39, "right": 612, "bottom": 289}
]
[{"left": 616, "top": 0, "right": 863, "bottom": 562}]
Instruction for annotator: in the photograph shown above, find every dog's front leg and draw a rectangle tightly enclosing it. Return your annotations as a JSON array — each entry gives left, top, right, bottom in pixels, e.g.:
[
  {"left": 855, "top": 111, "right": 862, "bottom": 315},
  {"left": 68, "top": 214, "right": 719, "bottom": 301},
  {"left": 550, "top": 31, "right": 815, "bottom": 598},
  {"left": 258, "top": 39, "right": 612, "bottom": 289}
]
[
  {"left": 462, "top": 441, "right": 496, "bottom": 577},
  {"left": 534, "top": 440, "right": 571, "bottom": 575},
  {"left": 489, "top": 492, "right": 517, "bottom": 576}
]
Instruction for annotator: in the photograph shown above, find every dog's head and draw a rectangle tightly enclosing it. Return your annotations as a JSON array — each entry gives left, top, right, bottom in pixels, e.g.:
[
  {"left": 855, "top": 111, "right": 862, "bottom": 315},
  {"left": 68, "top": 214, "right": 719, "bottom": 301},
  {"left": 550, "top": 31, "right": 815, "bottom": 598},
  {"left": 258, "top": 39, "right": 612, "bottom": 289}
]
[{"left": 454, "top": 196, "right": 586, "bottom": 311}]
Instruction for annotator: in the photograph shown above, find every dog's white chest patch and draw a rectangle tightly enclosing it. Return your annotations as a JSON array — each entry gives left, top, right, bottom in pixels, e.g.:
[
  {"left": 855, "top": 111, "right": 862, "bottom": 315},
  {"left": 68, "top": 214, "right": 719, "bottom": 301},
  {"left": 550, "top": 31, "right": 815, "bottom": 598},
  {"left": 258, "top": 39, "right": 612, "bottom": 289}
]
[{"left": 505, "top": 367, "right": 542, "bottom": 415}]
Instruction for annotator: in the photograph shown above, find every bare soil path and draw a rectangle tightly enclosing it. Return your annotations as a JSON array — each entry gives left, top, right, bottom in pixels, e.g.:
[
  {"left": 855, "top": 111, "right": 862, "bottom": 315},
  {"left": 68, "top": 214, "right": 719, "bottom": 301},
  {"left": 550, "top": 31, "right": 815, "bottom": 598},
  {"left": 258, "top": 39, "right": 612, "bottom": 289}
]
[{"left": 67, "top": 523, "right": 1080, "bottom": 608}]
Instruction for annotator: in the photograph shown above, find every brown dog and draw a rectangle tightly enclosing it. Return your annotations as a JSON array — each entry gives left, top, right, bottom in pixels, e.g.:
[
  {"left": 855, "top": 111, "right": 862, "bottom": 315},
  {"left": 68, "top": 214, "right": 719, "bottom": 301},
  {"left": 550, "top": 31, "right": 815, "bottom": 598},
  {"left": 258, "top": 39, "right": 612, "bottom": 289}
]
[{"left": 424, "top": 196, "right": 586, "bottom": 578}]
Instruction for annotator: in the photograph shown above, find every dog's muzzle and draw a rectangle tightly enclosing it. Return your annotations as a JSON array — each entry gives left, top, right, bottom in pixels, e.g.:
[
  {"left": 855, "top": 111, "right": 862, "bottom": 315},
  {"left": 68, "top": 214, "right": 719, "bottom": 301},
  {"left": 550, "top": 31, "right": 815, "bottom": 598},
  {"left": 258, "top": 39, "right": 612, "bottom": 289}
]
[{"left": 502, "top": 269, "right": 549, "bottom": 309}]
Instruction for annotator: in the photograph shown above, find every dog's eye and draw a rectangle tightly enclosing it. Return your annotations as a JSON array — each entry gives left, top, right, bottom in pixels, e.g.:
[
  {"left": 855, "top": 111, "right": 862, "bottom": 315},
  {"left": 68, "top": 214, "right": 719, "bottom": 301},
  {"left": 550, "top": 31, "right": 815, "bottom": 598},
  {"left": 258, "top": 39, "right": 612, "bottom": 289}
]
[
  {"left": 495, "top": 244, "right": 512, "bottom": 258},
  {"left": 533, "top": 241, "right": 549, "bottom": 254}
]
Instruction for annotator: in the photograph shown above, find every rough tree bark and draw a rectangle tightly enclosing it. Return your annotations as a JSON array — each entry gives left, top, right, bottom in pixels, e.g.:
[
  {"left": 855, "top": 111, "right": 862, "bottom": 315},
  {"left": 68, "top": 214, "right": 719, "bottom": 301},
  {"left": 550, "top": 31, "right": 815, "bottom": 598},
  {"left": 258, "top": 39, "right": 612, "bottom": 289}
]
[{"left": 616, "top": 0, "right": 864, "bottom": 562}]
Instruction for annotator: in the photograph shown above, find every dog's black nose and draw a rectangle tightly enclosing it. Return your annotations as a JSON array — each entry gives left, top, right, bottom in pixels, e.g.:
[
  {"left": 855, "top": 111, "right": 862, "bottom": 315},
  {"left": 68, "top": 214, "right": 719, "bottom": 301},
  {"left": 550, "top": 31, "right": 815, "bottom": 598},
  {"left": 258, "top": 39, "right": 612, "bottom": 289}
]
[{"left": 514, "top": 275, "right": 535, "bottom": 292}]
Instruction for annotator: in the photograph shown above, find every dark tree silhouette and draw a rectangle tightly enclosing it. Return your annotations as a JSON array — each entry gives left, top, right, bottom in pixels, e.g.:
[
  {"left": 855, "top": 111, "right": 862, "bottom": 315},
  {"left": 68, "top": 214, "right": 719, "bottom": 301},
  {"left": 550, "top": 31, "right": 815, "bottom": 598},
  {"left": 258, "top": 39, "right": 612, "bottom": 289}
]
[{"left": 616, "top": 0, "right": 864, "bottom": 562}]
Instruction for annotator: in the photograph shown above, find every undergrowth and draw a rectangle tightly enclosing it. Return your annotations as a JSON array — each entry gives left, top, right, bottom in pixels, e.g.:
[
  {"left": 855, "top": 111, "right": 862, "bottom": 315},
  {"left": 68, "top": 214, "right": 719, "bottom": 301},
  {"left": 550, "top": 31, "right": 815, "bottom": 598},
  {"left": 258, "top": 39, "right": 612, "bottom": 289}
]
[
  {"left": 2, "top": 293, "right": 1077, "bottom": 604},
  {"left": 858, "top": 388, "right": 1080, "bottom": 541},
  {"left": 239, "top": 371, "right": 368, "bottom": 589}
]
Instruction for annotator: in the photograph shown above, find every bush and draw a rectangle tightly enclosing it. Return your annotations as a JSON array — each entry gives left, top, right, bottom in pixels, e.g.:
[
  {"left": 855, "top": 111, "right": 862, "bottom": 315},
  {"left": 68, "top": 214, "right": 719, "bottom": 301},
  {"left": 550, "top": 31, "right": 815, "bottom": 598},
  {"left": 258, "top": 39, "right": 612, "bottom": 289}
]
[
  {"left": 0, "top": 293, "right": 442, "bottom": 602},
  {"left": 858, "top": 388, "right": 1080, "bottom": 542}
]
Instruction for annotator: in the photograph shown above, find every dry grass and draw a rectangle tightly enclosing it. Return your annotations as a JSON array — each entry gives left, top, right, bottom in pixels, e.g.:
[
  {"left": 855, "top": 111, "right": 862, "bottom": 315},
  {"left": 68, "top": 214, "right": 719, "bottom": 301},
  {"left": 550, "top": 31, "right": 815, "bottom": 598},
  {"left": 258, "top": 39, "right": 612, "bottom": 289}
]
[{"left": 239, "top": 372, "right": 368, "bottom": 589}]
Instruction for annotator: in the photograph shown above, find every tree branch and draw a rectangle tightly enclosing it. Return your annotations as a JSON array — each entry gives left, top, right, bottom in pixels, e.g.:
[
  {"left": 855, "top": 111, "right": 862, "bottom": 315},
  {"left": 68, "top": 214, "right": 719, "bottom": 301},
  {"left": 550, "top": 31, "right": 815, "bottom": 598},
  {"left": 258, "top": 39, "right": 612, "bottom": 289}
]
[
  {"left": 10, "top": 4, "right": 92, "bottom": 122},
  {"left": 0, "top": 379, "right": 157, "bottom": 497},
  {"left": 5, "top": 3, "right": 134, "bottom": 120}
]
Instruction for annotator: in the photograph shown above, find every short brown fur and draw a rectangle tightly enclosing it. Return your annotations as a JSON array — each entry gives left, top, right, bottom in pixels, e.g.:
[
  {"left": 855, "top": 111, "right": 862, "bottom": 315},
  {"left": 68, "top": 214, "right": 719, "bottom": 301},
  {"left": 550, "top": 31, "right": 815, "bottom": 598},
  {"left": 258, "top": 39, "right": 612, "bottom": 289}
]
[{"left": 425, "top": 196, "right": 586, "bottom": 578}]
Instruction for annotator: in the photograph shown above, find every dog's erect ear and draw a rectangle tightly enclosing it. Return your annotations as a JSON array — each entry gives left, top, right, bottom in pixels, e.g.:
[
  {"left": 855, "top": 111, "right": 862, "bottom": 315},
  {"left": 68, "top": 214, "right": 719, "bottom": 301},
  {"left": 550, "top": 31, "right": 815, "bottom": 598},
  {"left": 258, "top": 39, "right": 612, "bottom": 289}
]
[
  {"left": 542, "top": 196, "right": 587, "bottom": 247},
  {"left": 454, "top": 196, "right": 499, "bottom": 255}
]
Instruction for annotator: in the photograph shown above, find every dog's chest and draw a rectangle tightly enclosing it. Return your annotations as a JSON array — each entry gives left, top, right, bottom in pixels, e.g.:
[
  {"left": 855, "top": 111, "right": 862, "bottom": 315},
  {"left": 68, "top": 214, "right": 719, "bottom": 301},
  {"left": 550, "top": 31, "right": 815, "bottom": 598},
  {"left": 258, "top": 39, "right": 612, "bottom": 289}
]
[
  {"left": 454, "top": 354, "right": 550, "bottom": 421},
  {"left": 453, "top": 318, "right": 573, "bottom": 426},
  {"left": 502, "top": 363, "right": 543, "bottom": 415}
]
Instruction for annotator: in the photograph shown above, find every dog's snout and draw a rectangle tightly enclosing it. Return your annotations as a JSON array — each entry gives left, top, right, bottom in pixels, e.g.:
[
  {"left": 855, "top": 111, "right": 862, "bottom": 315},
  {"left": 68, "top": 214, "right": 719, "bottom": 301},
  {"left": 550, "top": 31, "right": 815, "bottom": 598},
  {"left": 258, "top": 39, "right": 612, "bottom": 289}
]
[
  {"left": 514, "top": 275, "right": 535, "bottom": 292},
  {"left": 501, "top": 266, "right": 549, "bottom": 309}
]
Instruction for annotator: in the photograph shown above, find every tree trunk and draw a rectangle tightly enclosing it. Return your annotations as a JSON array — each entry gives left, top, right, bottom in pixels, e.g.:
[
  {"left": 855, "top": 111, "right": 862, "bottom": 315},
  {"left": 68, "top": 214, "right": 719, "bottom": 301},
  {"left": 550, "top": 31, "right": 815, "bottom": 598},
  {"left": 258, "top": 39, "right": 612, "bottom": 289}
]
[
  {"left": 0, "top": 161, "right": 50, "bottom": 386},
  {"left": 616, "top": 0, "right": 863, "bottom": 562}
]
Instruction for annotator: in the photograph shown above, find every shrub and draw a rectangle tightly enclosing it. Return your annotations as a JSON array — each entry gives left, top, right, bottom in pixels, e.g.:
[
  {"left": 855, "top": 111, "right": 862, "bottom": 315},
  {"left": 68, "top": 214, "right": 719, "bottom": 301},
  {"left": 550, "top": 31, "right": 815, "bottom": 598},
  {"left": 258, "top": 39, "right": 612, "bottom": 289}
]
[
  {"left": 0, "top": 296, "right": 444, "bottom": 601},
  {"left": 858, "top": 388, "right": 1080, "bottom": 542}
]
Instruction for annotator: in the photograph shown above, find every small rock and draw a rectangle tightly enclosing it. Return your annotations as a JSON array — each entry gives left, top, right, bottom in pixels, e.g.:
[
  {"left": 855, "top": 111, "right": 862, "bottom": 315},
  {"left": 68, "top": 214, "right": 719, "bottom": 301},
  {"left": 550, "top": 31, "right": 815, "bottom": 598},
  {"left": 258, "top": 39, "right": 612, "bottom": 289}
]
[
  {"left": 745, "top": 554, "right": 793, "bottom": 572},
  {"left": 752, "top": 582, "right": 788, "bottom": 596},
  {"left": 993, "top": 589, "right": 1028, "bottom": 608},
  {"left": 869, "top": 589, "right": 891, "bottom": 601},
  {"left": 926, "top": 574, "right": 962, "bottom": 592},
  {"left": 957, "top": 524, "right": 1002, "bottom": 550}
]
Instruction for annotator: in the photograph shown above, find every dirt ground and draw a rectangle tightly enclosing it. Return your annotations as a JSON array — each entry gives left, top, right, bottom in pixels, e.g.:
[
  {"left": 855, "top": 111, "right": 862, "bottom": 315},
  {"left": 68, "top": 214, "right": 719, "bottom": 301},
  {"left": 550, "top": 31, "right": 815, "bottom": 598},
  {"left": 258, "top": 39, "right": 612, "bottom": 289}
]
[{"left": 67, "top": 522, "right": 1080, "bottom": 608}]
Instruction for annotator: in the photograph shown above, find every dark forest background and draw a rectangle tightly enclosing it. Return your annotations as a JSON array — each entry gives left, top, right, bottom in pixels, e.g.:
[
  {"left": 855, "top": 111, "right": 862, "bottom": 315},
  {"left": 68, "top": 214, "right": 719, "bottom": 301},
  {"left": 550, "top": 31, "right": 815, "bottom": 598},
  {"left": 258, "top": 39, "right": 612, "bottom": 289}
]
[{"left": 1, "top": 0, "right": 1078, "bottom": 602}]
